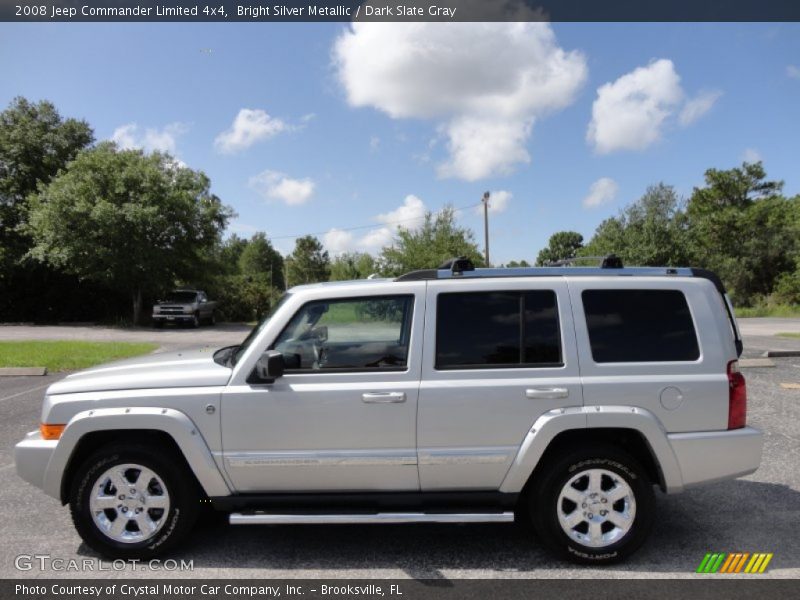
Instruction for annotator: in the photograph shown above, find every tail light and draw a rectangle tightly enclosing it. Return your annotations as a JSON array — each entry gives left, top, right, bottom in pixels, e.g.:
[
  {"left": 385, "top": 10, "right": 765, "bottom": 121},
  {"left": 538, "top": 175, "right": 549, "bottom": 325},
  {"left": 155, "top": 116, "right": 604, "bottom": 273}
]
[{"left": 727, "top": 360, "right": 747, "bottom": 429}]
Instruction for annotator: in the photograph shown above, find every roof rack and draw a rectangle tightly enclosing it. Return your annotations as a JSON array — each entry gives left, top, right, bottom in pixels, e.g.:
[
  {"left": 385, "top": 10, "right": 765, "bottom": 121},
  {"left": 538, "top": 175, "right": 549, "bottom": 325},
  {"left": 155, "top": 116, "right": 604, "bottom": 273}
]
[
  {"left": 394, "top": 258, "right": 743, "bottom": 358},
  {"left": 396, "top": 254, "right": 651, "bottom": 282}
]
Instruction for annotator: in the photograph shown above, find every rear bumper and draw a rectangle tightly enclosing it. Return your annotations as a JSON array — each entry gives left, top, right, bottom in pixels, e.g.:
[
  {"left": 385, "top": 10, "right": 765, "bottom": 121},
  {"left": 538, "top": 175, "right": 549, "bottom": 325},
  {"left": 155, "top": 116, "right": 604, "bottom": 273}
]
[
  {"left": 668, "top": 426, "right": 763, "bottom": 489},
  {"left": 14, "top": 431, "right": 58, "bottom": 497}
]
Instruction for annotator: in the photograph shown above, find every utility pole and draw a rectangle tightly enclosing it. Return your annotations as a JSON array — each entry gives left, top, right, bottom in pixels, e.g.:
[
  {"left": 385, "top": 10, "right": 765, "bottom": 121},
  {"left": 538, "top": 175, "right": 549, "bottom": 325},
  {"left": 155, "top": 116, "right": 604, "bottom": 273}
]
[{"left": 482, "top": 191, "right": 491, "bottom": 266}]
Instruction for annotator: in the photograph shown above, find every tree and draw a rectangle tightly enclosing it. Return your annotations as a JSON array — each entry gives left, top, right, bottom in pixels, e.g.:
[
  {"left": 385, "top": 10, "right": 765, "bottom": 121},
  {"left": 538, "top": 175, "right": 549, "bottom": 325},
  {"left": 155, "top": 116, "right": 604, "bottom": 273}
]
[
  {"left": 25, "top": 143, "right": 233, "bottom": 324},
  {"left": 506, "top": 260, "right": 531, "bottom": 268},
  {"left": 238, "top": 232, "right": 285, "bottom": 290},
  {"left": 535, "top": 231, "right": 584, "bottom": 265},
  {"left": 330, "top": 252, "right": 378, "bottom": 281},
  {"left": 286, "top": 235, "right": 330, "bottom": 285},
  {"left": 218, "top": 235, "right": 249, "bottom": 274},
  {"left": 379, "top": 206, "right": 484, "bottom": 276},
  {"left": 0, "top": 97, "right": 94, "bottom": 224},
  {"left": 0, "top": 98, "right": 94, "bottom": 318},
  {"left": 686, "top": 163, "right": 795, "bottom": 303},
  {"left": 581, "top": 184, "right": 691, "bottom": 267}
]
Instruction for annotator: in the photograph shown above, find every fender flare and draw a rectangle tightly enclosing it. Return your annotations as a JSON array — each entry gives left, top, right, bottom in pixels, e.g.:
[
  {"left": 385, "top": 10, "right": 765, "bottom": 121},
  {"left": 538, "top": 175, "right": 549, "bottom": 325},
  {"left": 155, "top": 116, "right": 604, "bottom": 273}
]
[
  {"left": 44, "top": 406, "right": 231, "bottom": 500},
  {"left": 499, "top": 405, "right": 684, "bottom": 494}
]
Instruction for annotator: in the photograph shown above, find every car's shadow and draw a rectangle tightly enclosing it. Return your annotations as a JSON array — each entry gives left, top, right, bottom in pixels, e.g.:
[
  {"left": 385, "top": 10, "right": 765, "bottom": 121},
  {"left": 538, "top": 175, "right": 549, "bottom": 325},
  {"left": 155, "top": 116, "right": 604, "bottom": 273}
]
[{"left": 76, "top": 479, "right": 800, "bottom": 577}]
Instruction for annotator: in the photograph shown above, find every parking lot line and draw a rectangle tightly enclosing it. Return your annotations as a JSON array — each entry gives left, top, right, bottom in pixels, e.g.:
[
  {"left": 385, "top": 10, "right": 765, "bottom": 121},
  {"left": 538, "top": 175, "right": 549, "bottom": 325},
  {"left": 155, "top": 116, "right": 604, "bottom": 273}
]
[{"left": 0, "top": 382, "right": 50, "bottom": 403}]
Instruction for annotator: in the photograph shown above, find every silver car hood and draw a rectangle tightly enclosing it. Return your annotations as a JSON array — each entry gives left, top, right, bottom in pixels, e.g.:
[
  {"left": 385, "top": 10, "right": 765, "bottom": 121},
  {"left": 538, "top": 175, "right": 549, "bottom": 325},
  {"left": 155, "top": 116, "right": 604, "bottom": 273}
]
[{"left": 47, "top": 348, "right": 232, "bottom": 395}]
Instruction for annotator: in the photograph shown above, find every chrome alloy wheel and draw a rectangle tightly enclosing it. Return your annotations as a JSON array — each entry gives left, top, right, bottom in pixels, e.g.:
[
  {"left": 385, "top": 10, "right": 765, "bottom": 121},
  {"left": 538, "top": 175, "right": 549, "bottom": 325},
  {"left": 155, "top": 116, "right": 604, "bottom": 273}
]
[
  {"left": 89, "top": 463, "right": 170, "bottom": 544},
  {"left": 556, "top": 468, "right": 636, "bottom": 548}
]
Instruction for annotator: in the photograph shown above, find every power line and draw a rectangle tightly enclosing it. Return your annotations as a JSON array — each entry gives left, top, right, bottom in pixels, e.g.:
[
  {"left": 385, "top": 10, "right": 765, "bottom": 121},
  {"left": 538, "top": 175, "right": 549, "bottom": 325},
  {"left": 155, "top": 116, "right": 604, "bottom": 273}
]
[{"left": 266, "top": 201, "right": 484, "bottom": 241}]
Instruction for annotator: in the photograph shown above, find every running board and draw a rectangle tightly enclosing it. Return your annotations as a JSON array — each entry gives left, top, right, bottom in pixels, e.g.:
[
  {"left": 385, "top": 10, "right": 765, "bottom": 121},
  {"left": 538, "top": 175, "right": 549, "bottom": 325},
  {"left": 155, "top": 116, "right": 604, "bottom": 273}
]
[{"left": 229, "top": 511, "right": 515, "bottom": 525}]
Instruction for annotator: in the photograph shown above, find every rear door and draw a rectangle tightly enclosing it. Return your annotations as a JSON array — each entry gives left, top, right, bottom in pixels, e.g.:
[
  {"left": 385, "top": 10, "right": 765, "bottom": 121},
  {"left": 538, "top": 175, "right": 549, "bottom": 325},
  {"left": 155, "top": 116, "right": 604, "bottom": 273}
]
[{"left": 417, "top": 278, "right": 581, "bottom": 490}]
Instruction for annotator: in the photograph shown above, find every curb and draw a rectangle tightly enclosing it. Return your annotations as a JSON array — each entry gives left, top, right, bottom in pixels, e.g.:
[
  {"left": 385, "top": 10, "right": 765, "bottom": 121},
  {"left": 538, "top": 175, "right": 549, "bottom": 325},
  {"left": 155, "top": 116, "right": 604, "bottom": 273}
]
[
  {"left": 762, "top": 350, "right": 800, "bottom": 358},
  {"left": 0, "top": 367, "right": 48, "bottom": 376},
  {"left": 739, "top": 358, "right": 775, "bottom": 368}
]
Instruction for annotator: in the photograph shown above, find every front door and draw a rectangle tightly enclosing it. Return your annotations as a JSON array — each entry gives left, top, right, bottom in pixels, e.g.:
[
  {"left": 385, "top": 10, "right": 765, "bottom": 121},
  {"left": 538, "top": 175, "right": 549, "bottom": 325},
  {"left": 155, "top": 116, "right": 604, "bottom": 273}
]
[{"left": 221, "top": 287, "right": 424, "bottom": 492}]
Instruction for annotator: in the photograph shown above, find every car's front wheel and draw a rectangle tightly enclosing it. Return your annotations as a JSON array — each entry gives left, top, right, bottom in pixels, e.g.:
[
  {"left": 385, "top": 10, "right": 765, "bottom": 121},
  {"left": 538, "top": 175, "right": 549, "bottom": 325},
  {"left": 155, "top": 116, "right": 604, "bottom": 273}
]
[
  {"left": 69, "top": 443, "right": 199, "bottom": 559},
  {"left": 528, "top": 444, "right": 655, "bottom": 564}
]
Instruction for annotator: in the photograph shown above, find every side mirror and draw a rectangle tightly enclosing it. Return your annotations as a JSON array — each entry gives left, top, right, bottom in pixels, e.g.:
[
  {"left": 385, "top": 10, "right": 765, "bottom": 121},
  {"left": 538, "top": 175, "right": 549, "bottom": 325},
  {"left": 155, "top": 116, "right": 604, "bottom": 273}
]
[{"left": 252, "top": 351, "right": 285, "bottom": 383}]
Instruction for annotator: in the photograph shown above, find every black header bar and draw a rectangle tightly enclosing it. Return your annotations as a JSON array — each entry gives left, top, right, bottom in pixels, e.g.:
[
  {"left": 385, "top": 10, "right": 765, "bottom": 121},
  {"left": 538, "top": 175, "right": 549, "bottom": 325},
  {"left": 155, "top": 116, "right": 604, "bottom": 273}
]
[{"left": 4, "top": 1, "right": 800, "bottom": 23}]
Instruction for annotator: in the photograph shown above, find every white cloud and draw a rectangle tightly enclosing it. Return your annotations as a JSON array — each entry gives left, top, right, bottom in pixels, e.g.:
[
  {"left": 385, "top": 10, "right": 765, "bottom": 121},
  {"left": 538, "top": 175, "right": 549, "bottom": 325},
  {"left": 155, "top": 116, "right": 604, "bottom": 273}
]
[
  {"left": 473, "top": 190, "right": 512, "bottom": 215},
  {"left": 787, "top": 65, "right": 800, "bottom": 80},
  {"left": 249, "top": 170, "right": 315, "bottom": 206},
  {"left": 679, "top": 90, "right": 722, "bottom": 126},
  {"left": 333, "top": 22, "right": 587, "bottom": 181},
  {"left": 323, "top": 228, "right": 355, "bottom": 254},
  {"left": 588, "top": 59, "right": 723, "bottom": 154},
  {"left": 375, "top": 194, "right": 427, "bottom": 227},
  {"left": 214, "top": 109, "right": 289, "bottom": 154},
  {"left": 583, "top": 177, "right": 619, "bottom": 208},
  {"left": 322, "top": 194, "right": 429, "bottom": 255},
  {"left": 588, "top": 59, "right": 684, "bottom": 154},
  {"left": 742, "top": 148, "right": 762, "bottom": 163},
  {"left": 111, "top": 122, "right": 189, "bottom": 156}
]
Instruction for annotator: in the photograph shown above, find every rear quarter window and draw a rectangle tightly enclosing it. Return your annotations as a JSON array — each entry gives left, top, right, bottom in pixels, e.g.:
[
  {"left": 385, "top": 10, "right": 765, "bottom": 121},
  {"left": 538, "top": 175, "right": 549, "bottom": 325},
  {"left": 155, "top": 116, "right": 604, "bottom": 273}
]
[{"left": 582, "top": 289, "right": 700, "bottom": 363}]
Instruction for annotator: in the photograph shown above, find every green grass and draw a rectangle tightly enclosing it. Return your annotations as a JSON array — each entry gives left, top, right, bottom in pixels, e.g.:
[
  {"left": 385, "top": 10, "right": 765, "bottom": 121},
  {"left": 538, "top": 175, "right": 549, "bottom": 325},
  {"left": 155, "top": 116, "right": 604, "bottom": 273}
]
[
  {"left": 777, "top": 332, "right": 800, "bottom": 339},
  {"left": 735, "top": 304, "right": 800, "bottom": 318},
  {"left": 0, "top": 341, "right": 158, "bottom": 372}
]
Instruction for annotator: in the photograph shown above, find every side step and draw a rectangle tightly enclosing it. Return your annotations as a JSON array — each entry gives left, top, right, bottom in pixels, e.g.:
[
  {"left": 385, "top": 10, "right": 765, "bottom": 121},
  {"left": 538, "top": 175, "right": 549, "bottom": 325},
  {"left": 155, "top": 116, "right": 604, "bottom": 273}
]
[{"left": 229, "top": 512, "right": 515, "bottom": 525}]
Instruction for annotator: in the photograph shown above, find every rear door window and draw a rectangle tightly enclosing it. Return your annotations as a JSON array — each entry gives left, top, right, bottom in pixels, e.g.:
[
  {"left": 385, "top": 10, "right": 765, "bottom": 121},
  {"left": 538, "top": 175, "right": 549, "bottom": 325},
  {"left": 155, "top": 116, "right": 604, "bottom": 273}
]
[
  {"left": 436, "top": 291, "right": 562, "bottom": 369},
  {"left": 582, "top": 289, "right": 700, "bottom": 363}
]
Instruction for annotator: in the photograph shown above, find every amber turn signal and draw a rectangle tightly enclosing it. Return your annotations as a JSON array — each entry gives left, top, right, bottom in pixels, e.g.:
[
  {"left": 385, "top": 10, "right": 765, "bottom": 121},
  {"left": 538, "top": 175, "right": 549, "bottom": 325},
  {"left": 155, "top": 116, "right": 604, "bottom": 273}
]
[{"left": 40, "top": 423, "right": 66, "bottom": 440}]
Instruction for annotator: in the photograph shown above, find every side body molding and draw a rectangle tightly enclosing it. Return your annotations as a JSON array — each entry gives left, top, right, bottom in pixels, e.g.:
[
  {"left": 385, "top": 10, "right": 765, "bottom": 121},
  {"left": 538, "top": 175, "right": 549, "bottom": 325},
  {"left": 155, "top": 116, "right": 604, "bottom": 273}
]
[
  {"left": 499, "top": 405, "right": 685, "bottom": 494},
  {"left": 44, "top": 407, "right": 231, "bottom": 500}
]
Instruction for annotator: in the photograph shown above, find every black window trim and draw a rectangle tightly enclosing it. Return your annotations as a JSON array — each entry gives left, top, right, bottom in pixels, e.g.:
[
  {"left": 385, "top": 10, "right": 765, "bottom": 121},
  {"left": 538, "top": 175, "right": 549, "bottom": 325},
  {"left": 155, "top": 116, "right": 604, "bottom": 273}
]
[
  {"left": 434, "top": 289, "right": 564, "bottom": 371},
  {"left": 581, "top": 288, "right": 701, "bottom": 364},
  {"left": 268, "top": 293, "right": 416, "bottom": 375}
]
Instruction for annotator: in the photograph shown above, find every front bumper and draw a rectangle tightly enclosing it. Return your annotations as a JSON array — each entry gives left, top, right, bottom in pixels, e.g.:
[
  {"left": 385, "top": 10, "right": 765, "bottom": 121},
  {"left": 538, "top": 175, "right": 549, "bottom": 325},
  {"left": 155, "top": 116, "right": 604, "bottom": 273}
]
[
  {"left": 152, "top": 314, "right": 194, "bottom": 322},
  {"left": 14, "top": 430, "right": 58, "bottom": 497},
  {"left": 668, "top": 426, "right": 763, "bottom": 488}
]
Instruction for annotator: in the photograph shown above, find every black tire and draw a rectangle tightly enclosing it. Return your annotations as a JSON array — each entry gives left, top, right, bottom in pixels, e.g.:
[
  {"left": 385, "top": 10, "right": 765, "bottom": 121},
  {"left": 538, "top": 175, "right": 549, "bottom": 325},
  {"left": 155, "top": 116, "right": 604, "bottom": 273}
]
[
  {"left": 69, "top": 443, "right": 200, "bottom": 559},
  {"left": 528, "top": 444, "right": 655, "bottom": 564},
  {"left": 192, "top": 312, "right": 200, "bottom": 328}
]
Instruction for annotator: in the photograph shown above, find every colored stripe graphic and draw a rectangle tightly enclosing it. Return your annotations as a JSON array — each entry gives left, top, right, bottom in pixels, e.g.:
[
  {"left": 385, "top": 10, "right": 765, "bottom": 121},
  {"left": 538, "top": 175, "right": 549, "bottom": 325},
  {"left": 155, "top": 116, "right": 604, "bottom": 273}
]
[
  {"left": 697, "top": 553, "right": 713, "bottom": 573},
  {"left": 720, "top": 553, "right": 736, "bottom": 573},
  {"left": 697, "top": 552, "right": 772, "bottom": 574},
  {"left": 710, "top": 553, "right": 726, "bottom": 573}
]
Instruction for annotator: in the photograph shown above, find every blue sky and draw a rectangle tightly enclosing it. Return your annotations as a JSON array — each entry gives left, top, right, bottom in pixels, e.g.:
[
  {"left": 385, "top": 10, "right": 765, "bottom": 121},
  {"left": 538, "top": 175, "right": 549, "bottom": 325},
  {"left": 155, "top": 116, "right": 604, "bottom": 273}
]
[{"left": 2, "top": 22, "right": 799, "bottom": 264}]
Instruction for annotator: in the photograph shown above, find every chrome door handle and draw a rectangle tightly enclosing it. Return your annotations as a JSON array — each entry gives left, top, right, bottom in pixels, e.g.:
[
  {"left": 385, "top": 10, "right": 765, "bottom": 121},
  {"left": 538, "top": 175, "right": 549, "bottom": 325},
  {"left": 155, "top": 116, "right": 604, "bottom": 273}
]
[
  {"left": 362, "top": 392, "right": 406, "bottom": 403},
  {"left": 525, "top": 387, "right": 569, "bottom": 399}
]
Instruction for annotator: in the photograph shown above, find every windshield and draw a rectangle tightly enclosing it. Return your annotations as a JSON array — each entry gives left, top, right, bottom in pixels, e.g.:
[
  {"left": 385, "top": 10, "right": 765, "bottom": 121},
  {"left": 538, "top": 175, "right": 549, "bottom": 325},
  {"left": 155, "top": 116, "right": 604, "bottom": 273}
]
[
  {"left": 162, "top": 291, "right": 198, "bottom": 303},
  {"left": 230, "top": 293, "right": 291, "bottom": 366}
]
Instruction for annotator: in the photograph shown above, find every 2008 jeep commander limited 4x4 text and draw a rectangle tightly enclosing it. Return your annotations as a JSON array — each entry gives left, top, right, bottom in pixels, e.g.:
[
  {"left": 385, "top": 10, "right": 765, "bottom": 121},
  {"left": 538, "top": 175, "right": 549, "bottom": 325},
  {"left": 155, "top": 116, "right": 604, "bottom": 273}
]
[{"left": 15, "top": 258, "right": 762, "bottom": 564}]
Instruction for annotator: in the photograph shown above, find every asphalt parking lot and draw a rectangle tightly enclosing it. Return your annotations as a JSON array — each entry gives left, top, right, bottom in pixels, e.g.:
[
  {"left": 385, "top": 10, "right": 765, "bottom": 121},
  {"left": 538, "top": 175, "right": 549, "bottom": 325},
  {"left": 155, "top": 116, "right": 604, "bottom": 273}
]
[{"left": 0, "top": 321, "right": 799, "bottom": 579}]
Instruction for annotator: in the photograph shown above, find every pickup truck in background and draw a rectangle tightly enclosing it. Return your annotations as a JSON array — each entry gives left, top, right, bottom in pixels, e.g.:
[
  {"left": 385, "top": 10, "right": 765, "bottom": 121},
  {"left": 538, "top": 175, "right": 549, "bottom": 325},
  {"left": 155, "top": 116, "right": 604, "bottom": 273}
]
[{"left": 152, "top": 290, "right": 217, "bottom": 328}]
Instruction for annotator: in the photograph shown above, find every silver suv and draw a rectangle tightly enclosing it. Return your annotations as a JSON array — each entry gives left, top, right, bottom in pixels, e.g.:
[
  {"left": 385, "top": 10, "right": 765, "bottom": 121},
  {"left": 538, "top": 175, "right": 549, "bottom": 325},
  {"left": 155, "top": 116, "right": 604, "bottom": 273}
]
[{"left": 15, "top": 258, "right": 762, "bottom": 564}]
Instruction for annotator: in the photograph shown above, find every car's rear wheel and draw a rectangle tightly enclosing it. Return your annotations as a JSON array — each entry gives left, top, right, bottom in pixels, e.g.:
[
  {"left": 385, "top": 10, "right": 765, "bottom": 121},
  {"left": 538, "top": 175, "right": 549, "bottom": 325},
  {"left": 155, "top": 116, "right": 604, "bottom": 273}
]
[
  {"left": 528, "top": 444, "right": 655, "bottom": 564},
  {"left": 69, "top": 443, "right": 199, "bottom": 559}
]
